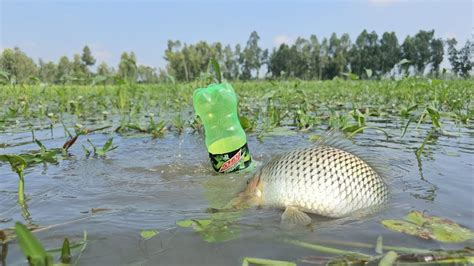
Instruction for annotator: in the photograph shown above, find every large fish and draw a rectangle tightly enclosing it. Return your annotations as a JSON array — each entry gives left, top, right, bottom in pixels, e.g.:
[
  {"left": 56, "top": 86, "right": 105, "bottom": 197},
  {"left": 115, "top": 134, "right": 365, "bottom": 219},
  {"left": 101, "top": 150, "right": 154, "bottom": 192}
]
[{"left": 230, "top": 135, "right": 390, "bottom": 225}]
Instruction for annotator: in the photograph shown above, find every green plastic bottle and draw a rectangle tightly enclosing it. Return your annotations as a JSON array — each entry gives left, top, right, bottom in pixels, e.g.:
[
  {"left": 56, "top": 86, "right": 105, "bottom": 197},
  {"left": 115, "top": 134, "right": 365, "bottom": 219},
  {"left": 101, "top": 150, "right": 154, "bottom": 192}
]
[{"left": 193, "top": 82, "right": 251, "bottom": 173}]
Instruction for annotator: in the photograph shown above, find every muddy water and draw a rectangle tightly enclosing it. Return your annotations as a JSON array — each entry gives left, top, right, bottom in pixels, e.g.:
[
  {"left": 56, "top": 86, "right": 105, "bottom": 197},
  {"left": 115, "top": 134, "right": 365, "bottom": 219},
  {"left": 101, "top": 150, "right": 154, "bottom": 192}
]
[{"left": 1, "top": 119, "right": 473, "bottom": 265}]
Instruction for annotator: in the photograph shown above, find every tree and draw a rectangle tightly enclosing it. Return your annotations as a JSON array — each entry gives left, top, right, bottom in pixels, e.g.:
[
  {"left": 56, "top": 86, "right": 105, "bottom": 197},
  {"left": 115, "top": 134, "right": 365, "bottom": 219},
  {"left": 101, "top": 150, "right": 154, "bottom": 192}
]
[
  {"left": 412, "top": 30, "right": 434, "bottom": 73},
  {"left": 164, "top": 40, "right": 186, "bottom": 81},
  {"left": 350, "top": 30, "right": 380, "bottom": 78},
  {"left": 118, "top": 52, "right": 138, "bottom": 83},
  {"left": 401, "top": 36, "right": 417, "bottom": 75},
  {"left": 234, "top": 44, "right": 242, "bottom": 79},
  {"left": 447, "top": 38, "right": 460, "bottom": 75},
  {"left": 38, "top": 59, "right": 57, "bottom": 83},
  {"left": 458, "top": 40, "right": 473, "bottom": 77},
  {"left": 81, "top": 45, "right": 96, "bottom": 67},
  {"left": 290, "top": 37, "right": 311, "bottom": 78},
  {"left": 319, "top": 38, "right": 329, "bottom": 80},
  {"left": 268, "top": 44, "right": 292, "bottom": 78},
  {"left": 308, "top": 35, "right": 321, "bottom": 79},
  {"left": 137, "top": 65, "right": 158, "bottom": 83},
  {"left": 71, "top": 54, "right": 88, "bottom": 83},
  {"left": 325, "top": 33, "right": 351, "bottom": 79},
  {"left": 97, "top": 62, "right": 113, "bottom": 76},
  {"left": 56, "top": 56, "right": 72, "bottom": 84},
  {"left": 430, "top": 38, "right": 444, "bottom": 76},
  {"left": 379, "top": 32, "right": 401, "bottom": 74},
  {"left": 0, "top": 47, "right": 38, "bottom": 83},
  {"left": 242, "top": 31, "right": 262, "bottom": 79},
  {"left": 222, "top": 45, "right": 236, "bottom": 80}
]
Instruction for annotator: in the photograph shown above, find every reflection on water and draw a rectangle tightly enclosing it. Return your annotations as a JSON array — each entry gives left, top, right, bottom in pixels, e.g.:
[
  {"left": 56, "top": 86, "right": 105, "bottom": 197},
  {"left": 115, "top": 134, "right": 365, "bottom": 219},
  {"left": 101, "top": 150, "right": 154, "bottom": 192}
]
[{"left": 0, "top": 120, "right": 473, "bottom": 264}]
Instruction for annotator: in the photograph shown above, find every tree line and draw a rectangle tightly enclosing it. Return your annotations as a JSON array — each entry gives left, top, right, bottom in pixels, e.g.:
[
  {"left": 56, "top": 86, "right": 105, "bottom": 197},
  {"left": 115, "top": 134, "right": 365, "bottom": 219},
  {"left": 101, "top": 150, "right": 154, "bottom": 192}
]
[{"left": 0, "top": 29, "right": 472, "bottom": 85}]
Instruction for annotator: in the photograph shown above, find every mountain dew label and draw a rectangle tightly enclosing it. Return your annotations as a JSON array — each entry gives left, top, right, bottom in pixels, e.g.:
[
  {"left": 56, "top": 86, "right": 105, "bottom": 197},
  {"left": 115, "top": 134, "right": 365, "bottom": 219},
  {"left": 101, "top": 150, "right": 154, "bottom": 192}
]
[{"left": 210, "top": 143, "right": 251, "bottom": 173}]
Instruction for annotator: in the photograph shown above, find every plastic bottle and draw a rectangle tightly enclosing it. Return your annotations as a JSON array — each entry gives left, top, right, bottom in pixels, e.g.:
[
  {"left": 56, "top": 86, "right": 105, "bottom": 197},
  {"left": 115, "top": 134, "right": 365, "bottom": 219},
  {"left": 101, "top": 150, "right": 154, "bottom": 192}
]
[{"left": 193, "top": 82, "right": 251, "bottom": 173}]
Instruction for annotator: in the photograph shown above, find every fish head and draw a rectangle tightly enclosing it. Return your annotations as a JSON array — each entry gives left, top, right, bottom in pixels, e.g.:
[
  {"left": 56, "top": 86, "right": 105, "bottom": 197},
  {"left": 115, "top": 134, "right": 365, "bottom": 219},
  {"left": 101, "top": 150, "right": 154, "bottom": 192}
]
[{"left": 229, "top": 169, "right": 265, "bottom": 209}]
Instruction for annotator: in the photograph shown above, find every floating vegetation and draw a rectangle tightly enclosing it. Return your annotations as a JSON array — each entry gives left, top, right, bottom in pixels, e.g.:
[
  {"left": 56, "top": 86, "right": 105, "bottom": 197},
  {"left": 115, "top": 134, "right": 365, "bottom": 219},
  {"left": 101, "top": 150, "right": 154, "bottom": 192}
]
[
  {"left": 176, "top": 217, "right": 239, "bottom": 243},
  {"left": 140, "top": 229, "right": 159, "bottom": 240},
  {"left": 287, "top": 238, "right": 474, "bottom": 265},
  {"left": 241, "top": 257, "right": 296, "bottom": 266},
  {"left": 381, "top": 211, "right": 474, "bottom": 243}
]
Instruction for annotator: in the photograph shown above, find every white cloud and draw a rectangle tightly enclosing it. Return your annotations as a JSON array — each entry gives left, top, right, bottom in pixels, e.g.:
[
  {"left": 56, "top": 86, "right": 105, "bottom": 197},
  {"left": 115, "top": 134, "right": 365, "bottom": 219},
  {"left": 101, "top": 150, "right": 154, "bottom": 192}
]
[{"left": 273, "top": 35, "right": 293, "bottom": 46}]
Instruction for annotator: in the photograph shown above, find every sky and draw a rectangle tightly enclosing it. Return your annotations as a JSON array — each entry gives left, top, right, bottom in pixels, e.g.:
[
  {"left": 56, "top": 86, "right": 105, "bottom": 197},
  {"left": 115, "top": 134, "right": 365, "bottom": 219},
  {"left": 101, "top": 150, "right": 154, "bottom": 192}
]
[{"left": 1, "top": 0, "right": 472, "bottom": 70}]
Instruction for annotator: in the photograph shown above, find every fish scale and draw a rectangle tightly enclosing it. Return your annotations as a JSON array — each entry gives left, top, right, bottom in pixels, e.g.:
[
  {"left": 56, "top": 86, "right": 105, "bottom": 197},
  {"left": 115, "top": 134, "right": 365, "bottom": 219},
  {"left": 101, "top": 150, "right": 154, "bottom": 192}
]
[{"left": 258, "top": 144, "right": 389, "bottom": 218}]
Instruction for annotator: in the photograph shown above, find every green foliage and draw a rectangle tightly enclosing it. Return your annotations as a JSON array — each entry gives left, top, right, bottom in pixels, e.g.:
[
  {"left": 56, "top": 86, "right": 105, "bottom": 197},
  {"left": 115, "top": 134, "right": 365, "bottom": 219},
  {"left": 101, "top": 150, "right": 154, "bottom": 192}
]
[
  {"left": 83, "top": 138, "right": 118, "bottom": 157},
  {"left": 81, "top": 45, "right": 96, "bottom": 67},
  {"left": 210, "top": 57, "right": 222, "bottom": 83},
  {"left": 15, "top": 222, "right": 53, "bottom": 266},
  {"left": 140, "top": 230, "right": 159, "bottom": 240},
  {"left": 60, "top": 238, "right": 71, "bottom": 264},
  {"left": 0, "top": 47, "right": 38, "bottom": 84},
  {"left": 241, "top": 31, "right": 264, "bottom": 79},
  {"left": 381, "top": 211, "right": 474, "bottom": 243},
  {"left": 447, "top": 39, "right": 473, "bottom": 77},
  {"left": 1, "top": 30, "right": 470, "bottom": 84},
  {"left": 241, "top": 257, "right": 296, "bottom": 266},
  {"left": 118, "top": 52, "right": 137, "bottom": 83},
  {"left": 176, "top": 218, "right": 238, "bottom": 243},
  {"left": 0, "top": 154, "right": 27, "bottom": 208}
]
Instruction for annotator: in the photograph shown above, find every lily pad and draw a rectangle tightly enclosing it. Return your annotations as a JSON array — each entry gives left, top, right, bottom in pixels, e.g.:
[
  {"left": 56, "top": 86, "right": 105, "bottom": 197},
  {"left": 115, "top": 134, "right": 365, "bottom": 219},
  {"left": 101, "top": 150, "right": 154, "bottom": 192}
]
[
  {"left": 140, "top": 230, "right": 158, "bottom": 240},
  {"left": 176, "top": 219, "right": 211, "bottom": 232},
  {"left": 381, "top": 211, "right": 474, "bottom": 243}
]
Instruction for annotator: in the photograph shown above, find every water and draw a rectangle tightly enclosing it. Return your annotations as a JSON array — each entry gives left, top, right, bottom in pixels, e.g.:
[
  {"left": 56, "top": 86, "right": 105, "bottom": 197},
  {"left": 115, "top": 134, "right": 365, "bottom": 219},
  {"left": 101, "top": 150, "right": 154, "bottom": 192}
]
[{"left": 1, "top": 118, "right": 473, "bottom": 265}]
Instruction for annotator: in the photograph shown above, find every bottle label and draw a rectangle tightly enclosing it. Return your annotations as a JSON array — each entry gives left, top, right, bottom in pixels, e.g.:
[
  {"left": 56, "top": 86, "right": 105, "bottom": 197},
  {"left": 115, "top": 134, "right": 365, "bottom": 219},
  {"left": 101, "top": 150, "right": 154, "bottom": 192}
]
[{"left": 209, "top": 143, "right": 252, "bottom": 173}]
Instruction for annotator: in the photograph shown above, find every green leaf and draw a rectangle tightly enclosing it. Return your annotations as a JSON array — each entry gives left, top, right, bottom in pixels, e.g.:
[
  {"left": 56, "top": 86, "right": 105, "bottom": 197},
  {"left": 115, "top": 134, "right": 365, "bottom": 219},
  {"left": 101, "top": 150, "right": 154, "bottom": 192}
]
[
  {"left": 140, "top": 230, "right": 158, "bottom": 240},
  {"left": 210, "top": 58, "right": 222, "bottom": 83},
  {"left": 381, "top": 220, "right": 428, "bottom": 239},
  {"left": 379, "top": 251, "right": 398, "bottom": 266},
  {"left": 15, "top": 222, "right": 53, "bottom": 266},
  {"left": 60, "top": 238, "right": 71, "bottom": 264},
  {"left": 176, "top": 219, "right": 194, "bottom": 228},
  {"left": 176, "top": 219, "right": 237, "bottom": 243},
  {"left": 242, "top": 257, "right": 296, "bottom": 266},
  {"left": 0, "top": 154, "right": 27, "bottom": 174},
  {"left": 381, "top": 211, "right": 474, "bottom": 243},
  {"left": 426, "top": 106, "right": 441, "bottom": 128},
  {"left": 239, "top": 116, "right": 254, "bottom": 132},
  {"left": 102, "top": 138, "right": 114, "bottom": 151}
]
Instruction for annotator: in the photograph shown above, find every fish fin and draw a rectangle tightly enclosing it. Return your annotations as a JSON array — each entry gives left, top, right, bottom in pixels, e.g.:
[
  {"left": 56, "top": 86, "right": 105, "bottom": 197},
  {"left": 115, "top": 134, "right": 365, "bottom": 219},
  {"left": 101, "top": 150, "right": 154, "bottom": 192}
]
[{"left": 281, "top": 206, "right": 312, "bottom": 226}]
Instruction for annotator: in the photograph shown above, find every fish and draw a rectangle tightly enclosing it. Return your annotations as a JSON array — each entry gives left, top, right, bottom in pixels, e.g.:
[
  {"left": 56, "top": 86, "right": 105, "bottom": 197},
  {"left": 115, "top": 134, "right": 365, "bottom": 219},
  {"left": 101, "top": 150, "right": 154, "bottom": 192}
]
[{"left": 230, "top": 134, "right": 390, "bottom": 226}]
